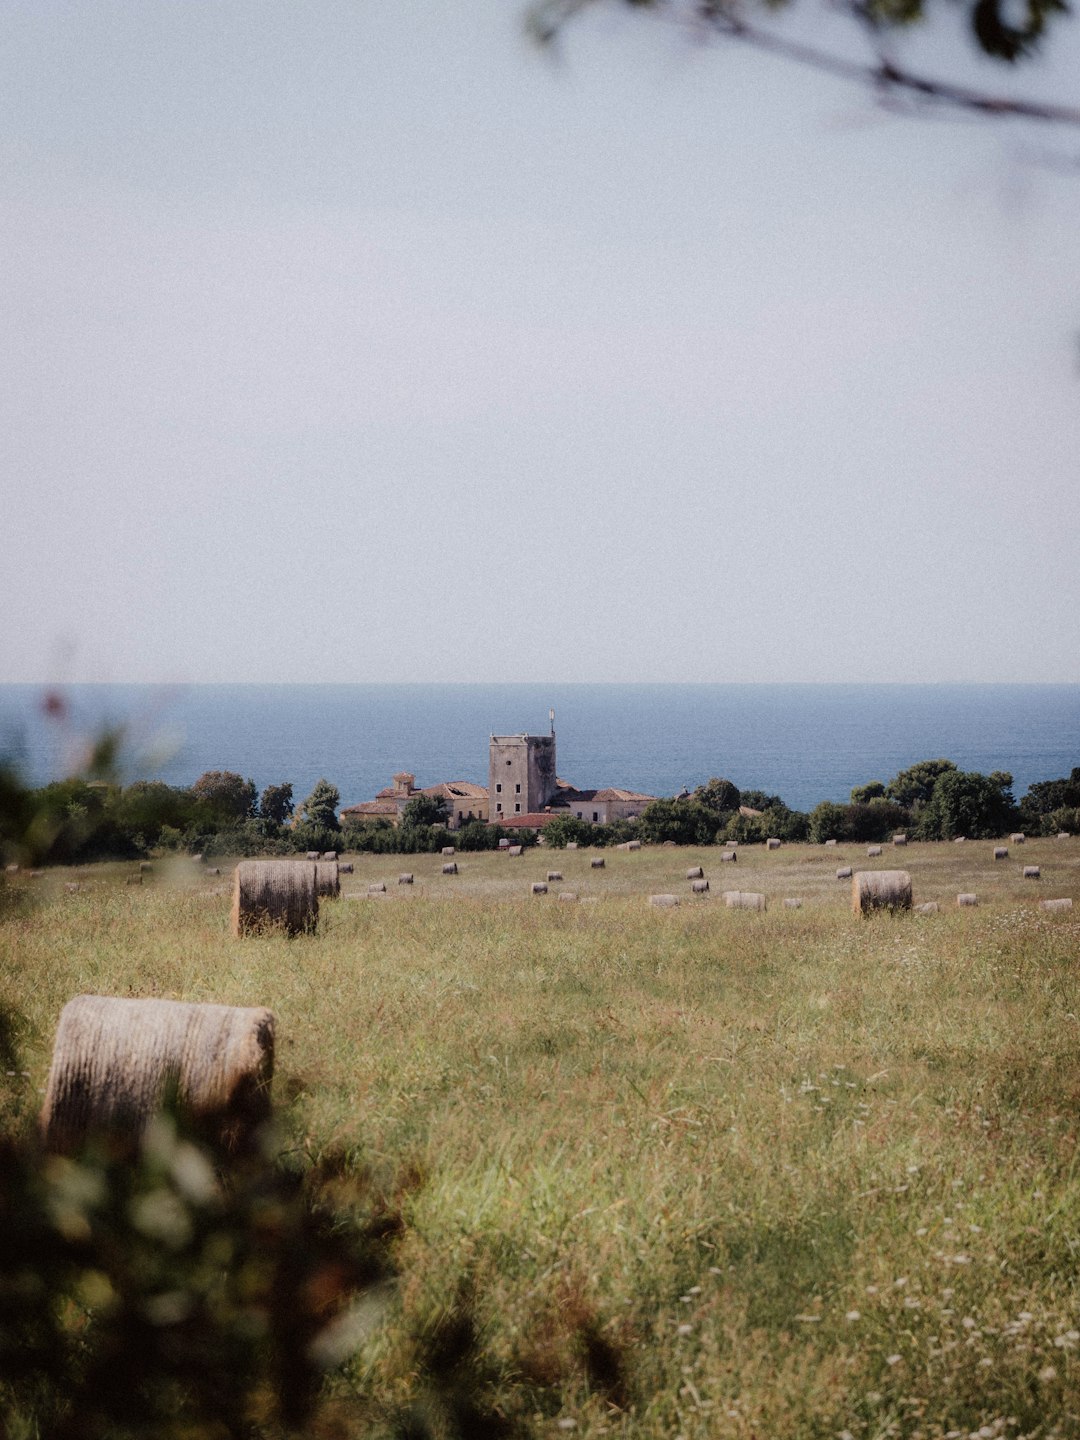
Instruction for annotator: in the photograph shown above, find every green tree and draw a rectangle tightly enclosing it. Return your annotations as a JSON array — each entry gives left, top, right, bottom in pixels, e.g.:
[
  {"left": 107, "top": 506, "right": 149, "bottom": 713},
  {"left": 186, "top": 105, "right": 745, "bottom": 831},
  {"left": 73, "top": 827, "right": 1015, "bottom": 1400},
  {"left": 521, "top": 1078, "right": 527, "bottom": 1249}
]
[
  {"left": 885, "top": 759, "right": 957, "bottom": 813},
  {"left": 693, "top": 777, "right": 741, "bottom": 815},
  {"left": 299, "top": 779, "right": 341, "bottom": 832},
  {"left": 850, "top": 781, "right": 886, "bottom": 804},
  {"left": 916, "top": 769, "right": 1016, "bottom": 839},
  {"left": 401, "top": 794, "right": 450, "bottom": 830},
  {"left": 639, "top": 798, "right": 717, "bottom": 846},
  {"left": 258, "top": 782, "right": 294, "bottom": 827},
  {"left": 190, "top": 771, "right": 257, "bottom": 824}
]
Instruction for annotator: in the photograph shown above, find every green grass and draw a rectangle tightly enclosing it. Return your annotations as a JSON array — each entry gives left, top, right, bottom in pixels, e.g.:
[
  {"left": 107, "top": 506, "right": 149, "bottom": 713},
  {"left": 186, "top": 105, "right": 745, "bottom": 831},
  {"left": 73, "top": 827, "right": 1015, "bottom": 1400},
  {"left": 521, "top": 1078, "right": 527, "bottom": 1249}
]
[{"left": 3, "top": 838, "right": 1080, "bottom": 1438}]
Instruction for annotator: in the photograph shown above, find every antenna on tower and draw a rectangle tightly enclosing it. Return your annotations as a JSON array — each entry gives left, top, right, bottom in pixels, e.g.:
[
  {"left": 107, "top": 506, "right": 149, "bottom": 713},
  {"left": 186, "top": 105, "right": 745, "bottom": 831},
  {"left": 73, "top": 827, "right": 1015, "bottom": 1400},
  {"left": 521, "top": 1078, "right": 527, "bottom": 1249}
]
[{"left": 549, "top": 707, "right": 555, "bottom": 736}]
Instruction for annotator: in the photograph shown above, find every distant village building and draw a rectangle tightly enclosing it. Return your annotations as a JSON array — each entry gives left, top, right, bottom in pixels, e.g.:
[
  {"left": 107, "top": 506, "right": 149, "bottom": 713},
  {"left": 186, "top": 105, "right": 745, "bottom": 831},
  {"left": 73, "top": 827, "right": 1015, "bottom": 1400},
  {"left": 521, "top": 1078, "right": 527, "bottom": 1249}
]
[
  {"left": 340, "top": 715, "right": 657, "bottom": 831},
  {"left": 340, "top": 771, "right": 488, "bottom": 831}
]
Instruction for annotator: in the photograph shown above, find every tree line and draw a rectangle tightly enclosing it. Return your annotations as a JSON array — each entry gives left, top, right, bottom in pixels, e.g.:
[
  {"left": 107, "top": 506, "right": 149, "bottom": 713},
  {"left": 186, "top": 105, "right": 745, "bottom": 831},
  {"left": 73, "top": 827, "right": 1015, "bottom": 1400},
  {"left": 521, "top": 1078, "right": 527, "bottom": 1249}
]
[{"left": 2, "top": 760, "right": 1077, "bottom": 866}]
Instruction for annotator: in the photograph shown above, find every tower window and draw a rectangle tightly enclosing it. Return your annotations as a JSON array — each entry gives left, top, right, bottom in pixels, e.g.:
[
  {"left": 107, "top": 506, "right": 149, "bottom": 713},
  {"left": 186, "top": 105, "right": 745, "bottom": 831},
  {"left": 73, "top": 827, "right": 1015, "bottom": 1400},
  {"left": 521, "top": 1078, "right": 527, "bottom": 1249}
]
[
  {"left": 515, "top": 783, "right": 520, "bottom": 794},
  {"left": 515, "top": 803, "right": 521, "bottom": 813},
  {"left": 496, "top": 783, "right": 502, "bottom": 793}
]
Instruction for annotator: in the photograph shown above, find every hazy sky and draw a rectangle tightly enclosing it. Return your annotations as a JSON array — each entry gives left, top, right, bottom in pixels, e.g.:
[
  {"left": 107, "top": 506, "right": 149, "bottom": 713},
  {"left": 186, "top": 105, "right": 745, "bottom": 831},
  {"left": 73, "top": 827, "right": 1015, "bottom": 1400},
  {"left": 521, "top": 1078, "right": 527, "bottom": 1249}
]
[{"left": 3, "top": 0, "right": 1079, "bottom": 684}]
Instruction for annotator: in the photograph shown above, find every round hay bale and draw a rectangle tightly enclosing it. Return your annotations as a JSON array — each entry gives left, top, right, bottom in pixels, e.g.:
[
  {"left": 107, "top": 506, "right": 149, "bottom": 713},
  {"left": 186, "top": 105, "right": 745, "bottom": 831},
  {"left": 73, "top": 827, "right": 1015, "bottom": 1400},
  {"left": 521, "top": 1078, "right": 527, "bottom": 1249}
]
[
  {"left": 1022, "top": 865, "right": 1041, "bottom": 879},
  {"left": 306, "top": 851, "right": 320, "bottom": 861},
  {"left": 649, "top": 893, "right": 679, "bottom": 907},
  {"left": 315, "top": 861, "right": 340, "bottom": 898},
  {"left": 547, "top": 871, "right": 563, "bottom": 882},
  {"left": 338, "top": 861, "right": 354, "bottom": 874},
  {"left": 532, "top": 882, "right": 548, "bottom": 895},
  {"left": 957, "top": 893, "right": 979, "bottom": 907},
  {"left": 321, "top": 851, "right": 338, "bottom": 861},
  {"left": 1040, "top": 898, "right": 1073, "bottom": 913},
  {"left": 824, "top": 838, "right": 838, "bottom": 847},
  {"left": 508, "top": 845, "right": 523, "bottom": 857},
  {"left": 691, "top": 878, "right": 710, "bottom": 894},
  {"left": 766, "top": 837, "right": 781, "bottom": 850},
  {"left": 627, "top": 839, "right": 641, "bottom": 851},
  {"left": 558, "top": 891, "right": 578, "bottom": 902},
  {"left": 206, "top": 866, "right": 221, "bottom": 876},
  {"left": 892, "top": 834, "right": 908, "bottom": 847},
  {"left": 367, "top": 882, "right": 387, "bottom": 895},
  {"left": 836, "top": 866, "right": 853, "bottom": 880},
  {"left": 993, "top": 847, "right": 1008, "bottom": 860},
  {"left": 125, "top": 874, "right": 142, "bottom": 886},
  {"left": 29, "top": 869, "right": 44, "bottom": 879},
  {"left": 566, "top": 842, "right": 578, "bottom": 850},
  {"left": 4, "top": 863, "right": 20, "bottom": 875},
  {"left": 953, "top": 836, "right": 966, "bottom": 843},
  {"left": 720, "top": 850, "right": 737, "bottom": 863},
  {"left": 1057, "top": 831, "right": 1071, "bottom": 841},
  {"left": 852, "top": 869, "right": 913, "bottom": 916},
  {"left": 191, "top": 853, "right": 204, "bottom": 863},
  {"left": 723, "top": 891, "right": 766, "bottom": 911},
  {"left": 139, "top": 861, "right": 153, "bottom": 873},
  {"left": 1010, "top": 833, "right": 1025, "bottom": 845},
  {"left": 441, "top": 862, "right": 458, "bottom": 875},
  {"left": 590, "top": 856, "right": 605, "bottom": 869},
  {"left": 231, "top": 860, "right": 318, "bottom": 937},
  {"left": 441, "top": 846, "right": 456, "bottom": 857},
  {"left": 866, "top": 846, "right": 883, "bottom": 858},
  {"left": 783, "top": 898, "right": 802, "bottom": 909},
  {"left": 686, "top": 866, "right": 704, "bottom": 880},
  {"left": 398, "top": 873, "right": 414, "bottom": 885},
  {"left": 915, "top": 901, "right": 939, "bottom": 915},
  {"left": 41, "top": 994, "right": 274, "bottom": 1156}
]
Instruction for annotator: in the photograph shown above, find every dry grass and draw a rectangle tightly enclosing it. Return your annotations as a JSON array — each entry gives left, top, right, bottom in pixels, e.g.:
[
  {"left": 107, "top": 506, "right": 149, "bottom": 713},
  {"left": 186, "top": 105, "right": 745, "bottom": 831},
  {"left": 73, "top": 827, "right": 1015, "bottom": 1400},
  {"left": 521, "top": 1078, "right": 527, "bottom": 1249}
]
[{"left": 3, "top": 838, "right": 1080, "bottom": 1438}]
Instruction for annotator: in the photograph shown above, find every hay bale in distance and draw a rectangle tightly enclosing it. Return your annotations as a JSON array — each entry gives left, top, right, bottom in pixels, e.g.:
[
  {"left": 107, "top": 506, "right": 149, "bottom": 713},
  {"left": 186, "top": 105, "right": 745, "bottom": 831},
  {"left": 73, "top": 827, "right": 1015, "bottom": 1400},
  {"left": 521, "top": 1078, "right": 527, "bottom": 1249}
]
[
  {"left": 824, "top": 838, "right": 837, "bottom": 847},
  {"left": 305, "top": 851, "right": 320, "bottom": 861},
  {"left": 766, "top": 837, "right": 781, "bottom": 850},
  {"left": 41, "top": 994, "right": 274, "bottom": 1156},
  {"left": 915, "top": 901, "right": 939, "bottom": 915},
  {"left": 590, "top": 856, "right": 605, "bottom": 869},
  {"left": 314, "top": 861, "right": 340, "bottom": 898},
  {"left": 836, "top": 866, "right": 853, "bottom": 880},
  {"left": 441, "top": 846, "right": 455, "bottom": 857},
  {"left": 558, "top": 891, "right": 578, "bottom": 902},
  {"left": 398, "top": 873, "right": 414, "bottom": 885},
  {"left": 321, "top": 851, "right": 338, "bottom": 861},
  {"left": 231, "top": 860, "right": 318, "bottom": 937},
  {"left": 367, "top": 882, "right": 386, "bottom": 895},
  {"left": 338, "top": 862, "right": 354, "bottom": 874},
  {"left": 686, "top": 866, "right": 704, "bottom": 880},
  {"left": 566, "top": 842, "right": 578, "bottom": 850},
  {"left": 441, "top": 862, "right": 458, "bottom": 875},
  {"left": 547, "top": 871, "right": 563, "bottom": 882},
  {"left": 125, "top": 874, "right": 142, "bottom": 886},
  {"left": 627, "top": 839, "right": 641, "bottom": 851},
  {"left": 852, "top": 869, "right": 913, "bottom": 916},
  {"left": 954, "top": 836, "right": 966, "bottom": 843},
  {"left": 723, "top": 891, "right": 766, "bottom": 911},
  {"left": 892, "top": 834, "right": 908, "bottom": 847},
  {"left": 957, "top": 893, "right": 979, "bottom": 907},
  {"left": 649, "top": 893, "right": 679, "bottom": 907},
  {"left": 783, "top": 898, "right": 802, "bottom": 909},
  {"left": 994, "top": 847, "right": 1009, "bottom": 860},
  {"left": 138, "top": 861, "right": 153, "bottom": 873},
  {"left": 1022, "top": 865, "right": 1041, "bottom": 879},
  {"left": 1041, "top": 898, "right": 1073, "bottom": 913},
  {"left": 867, "top": 846, "right": 883, "bottom": 858},
  {"left": 531, "top": 882, "right": 548, "bottom": 895},
  {"left": 1057, "top": 832, "right": 1071, "bottom": 841},
  {"left": 691, "top": 878, "right": 710, "bottom": 894},
  {"left": 720, "top": 850, "right": 737, "bottom": 863},
  {"left": 1010, "top": 833, "right": 1025, "bottom": 845},
  {"left": 508, "top": 845, "right": 523, "bottom": 857}
]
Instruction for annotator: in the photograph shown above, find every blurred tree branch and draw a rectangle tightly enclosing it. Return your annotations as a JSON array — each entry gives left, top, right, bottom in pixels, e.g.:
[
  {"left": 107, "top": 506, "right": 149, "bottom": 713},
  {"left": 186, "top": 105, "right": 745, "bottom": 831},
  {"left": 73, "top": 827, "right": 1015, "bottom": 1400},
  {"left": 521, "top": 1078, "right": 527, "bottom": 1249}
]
[{"left": 528, "top": 0, "right": 1080, "bottom": 126}]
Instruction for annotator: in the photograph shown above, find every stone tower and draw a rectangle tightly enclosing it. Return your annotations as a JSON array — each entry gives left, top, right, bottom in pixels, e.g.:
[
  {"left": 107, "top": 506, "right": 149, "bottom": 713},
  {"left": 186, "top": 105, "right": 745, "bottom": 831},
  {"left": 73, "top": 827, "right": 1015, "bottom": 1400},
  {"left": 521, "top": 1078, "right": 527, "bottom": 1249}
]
[{"left": 489, "top": 730, "right": 556, "bottom": 820}]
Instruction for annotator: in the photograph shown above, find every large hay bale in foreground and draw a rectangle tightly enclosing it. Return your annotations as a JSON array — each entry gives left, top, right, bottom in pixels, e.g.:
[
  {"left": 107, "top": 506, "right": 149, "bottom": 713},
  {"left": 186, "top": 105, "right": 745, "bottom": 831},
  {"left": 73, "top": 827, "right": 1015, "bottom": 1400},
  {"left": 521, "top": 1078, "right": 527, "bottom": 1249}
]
[
  {"left": 852, "top": 869, "right": 913, "bottom": 916},
  {"left": 315, "top": 861, "right": 340, "bottom": 898},
  {"left": 723, "top": 891, "right": 766, "bottom": 911},
  {"left": 1041, "top": 898, "right": 1073, "bottom": 913},
  {"left": 41, "top": 994, "right": 274, "bottom": 1155},
  {"left": 232, "top": 860, "right": 318, "bottom": 937}
]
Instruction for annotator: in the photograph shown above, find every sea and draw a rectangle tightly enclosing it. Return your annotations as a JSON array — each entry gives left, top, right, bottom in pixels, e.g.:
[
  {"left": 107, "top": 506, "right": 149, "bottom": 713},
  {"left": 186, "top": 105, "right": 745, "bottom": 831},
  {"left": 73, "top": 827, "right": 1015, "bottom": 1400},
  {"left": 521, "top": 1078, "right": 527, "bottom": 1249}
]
[{"left": 0, "top": 684, "right": 1077, "bottom": 814}]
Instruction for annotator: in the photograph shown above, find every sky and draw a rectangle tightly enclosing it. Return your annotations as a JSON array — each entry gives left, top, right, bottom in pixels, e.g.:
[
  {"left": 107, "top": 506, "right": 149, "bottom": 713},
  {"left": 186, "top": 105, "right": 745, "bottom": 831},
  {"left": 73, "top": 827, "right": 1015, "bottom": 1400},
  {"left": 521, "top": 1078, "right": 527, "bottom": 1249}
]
[{"left": 2, "top": 0, "right": 1079, "bottom": 685}]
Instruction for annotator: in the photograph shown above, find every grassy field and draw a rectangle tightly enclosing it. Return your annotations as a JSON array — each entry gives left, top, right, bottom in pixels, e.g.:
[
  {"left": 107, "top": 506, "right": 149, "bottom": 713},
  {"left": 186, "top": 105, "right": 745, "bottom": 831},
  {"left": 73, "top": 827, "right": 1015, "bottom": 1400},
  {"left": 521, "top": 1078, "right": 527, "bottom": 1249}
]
[{"left": 3, "top": 837, "right": 1080, "bottom": 1438}]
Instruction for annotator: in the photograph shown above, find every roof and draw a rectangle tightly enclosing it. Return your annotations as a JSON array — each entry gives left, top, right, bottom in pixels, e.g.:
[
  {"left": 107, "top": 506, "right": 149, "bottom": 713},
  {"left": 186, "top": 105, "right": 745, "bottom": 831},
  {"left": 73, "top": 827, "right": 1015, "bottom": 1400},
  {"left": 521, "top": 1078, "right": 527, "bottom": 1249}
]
[
  {"left": 593, "top": 788, "right": 657, "bottom": 803},
  {"left": 739, "top": 804, "right": 764, "bottom": 817},
  {"left": 423, "top": 781, "right": 487, "bottom": 800},
  {"left": 340, "top": 799, "right": 398, "bottom": 817}
]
